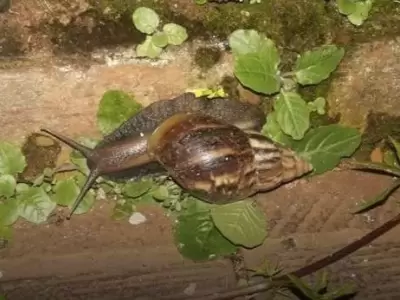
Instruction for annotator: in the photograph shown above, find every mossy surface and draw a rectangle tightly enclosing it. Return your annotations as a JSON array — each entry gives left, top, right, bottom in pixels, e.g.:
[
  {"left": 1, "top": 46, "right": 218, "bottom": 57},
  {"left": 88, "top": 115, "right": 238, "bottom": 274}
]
[{"left": 194, "top": 46, "right": 222, "bottom": 71}]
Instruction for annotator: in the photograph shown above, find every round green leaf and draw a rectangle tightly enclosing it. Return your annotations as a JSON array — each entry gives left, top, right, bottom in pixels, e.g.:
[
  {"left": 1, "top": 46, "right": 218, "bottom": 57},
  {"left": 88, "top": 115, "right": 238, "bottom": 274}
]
[
  {"left": 112, "top": 202, "right": 134, "bottom": 221},
  {"left": 163, "top": 23, "right": 188, "bottom": 46},
  {"left": 0, "top": 142, "right": 26, "bottom": 176},
  {"left": 347, "top": 0, "right": 373, "bottom": 26},
  {"left": 228, "top": 29, "right": 269, "bottom": 55},
  {"left": 17, "top": 186, "right": 56, "bottom": 224},
  {"left": 337, "top": 0, "right": 357, "bottom": 15},
  {"left": 211, "top": 200, "right": 267, "bottom": 248},
  {"left": 291, "top": 124, "right": 362, "bottom": 175},
  {"left": 274, "top": 91, "right": 310, "bottom": 140},
  {"left": 174, "top": 211, "right": 237, "bottom": 261},
  {"left": 294, "top": 45, "right": 345, "bottom": 85},
  {"left": 234, "top": 39, "right": 281, "bottom": 95},
  {"left": 136, "top": 35, "right": 163, "bottom": 58},
  {"left": 122, "top": 180, "right": 153, "bottom": 199},
  {"left": 132, "top": 7, "right": 159, "bottom": 34},
  {"left": 97, "top": 90, "right": 143, "bottom": 136},
  {"left": 53, "top": 178, "right": 80, "bottom": 206},
  {"left": 0, "top": 174, "right": 16, "bottom": 198},
  {"left": 0, "top": 199, "right": 19, "bottom": 226},
  {"left": 16, "top": 183, "right": 30, "bottom": 194},
  {"left": 151, "top": 31, "right": 169, "bottom": 48}
]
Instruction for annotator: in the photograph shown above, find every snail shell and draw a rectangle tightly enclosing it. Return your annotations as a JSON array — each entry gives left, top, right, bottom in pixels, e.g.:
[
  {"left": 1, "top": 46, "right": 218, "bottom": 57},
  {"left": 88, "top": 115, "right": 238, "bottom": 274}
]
[{"left": 148, "top": 113, "right": 313, "bottom": 204}]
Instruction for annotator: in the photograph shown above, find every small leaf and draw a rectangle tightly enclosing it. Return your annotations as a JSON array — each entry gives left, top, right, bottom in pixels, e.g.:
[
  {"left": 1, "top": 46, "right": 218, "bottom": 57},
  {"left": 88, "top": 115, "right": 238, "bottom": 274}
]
[
  {"left": 291, "top": 124, "right": 361, "bottom": 174},
  {"left": 0, "top": 142, "right": 26, "bottom": 176},
  {"left": 274, "top": 91, "right": 310, "bottom": 140},
  {"left": 211, "top": 200, "right": 267, "bottom": 248},
  {"left": 0, "top": 174, "right": 16, "bottom": 198},
  {"left": 389, "top": 136, "right": 400, "bottom": 161},
  {"left": 72, "top": 175, "right": 96, "bottom": 215},
  {"left": 234, "top": 39, "right": 281, "bottom": 95},
  {"left": 97, "top": 90, "right": 143, "bottom": 136},
  {"left": 112, "top": 201, "right": 134, "bottom": 221},
  {"left": 136, "top": 35, "right": 163, "bottom": 58},
  {"left": 337, "top": 0, "right": 357, "bottom": 15},
  {"left": 151, "top": 31, "right": 169, "bottom": 48},
  {"left": 174, "top": 210, "right": 238, "bottom": 261},
  {"left": 132, "top": 7, "right": 159, "bottom": 34},
  {"left": 17, "top": 186, "right": 56, "bottom": 224},
  {"left": 16, "top": 183, "right": 30, "bottom": 194},
  {"left": 353, "top": 178, "right": 400, "bottom": 214},
  {"left": 307, "top": 97, "right": 326, "bottom": 115},
  {"left": 163, "top": 23, "right": 188, "bottom": 46},
  {"left": 347, "top": 0, "right": 373, "bottom": 26},
  {"left": 122, "top": 180, "right": 153, "bottom": 199},
  {"left": 261, "top": 112, "right": 293, "bottom": 146},
  {"left": 228, "top": 29, "right": 271, "bottom": 55},
  {"left": 52, "top": 178, "right": 80, "bottom": 206},
  {"left": 151, "top": 185, "right": 170, "bottom": 201},
  {"left": 0, "top": 199, "right": 19, "bottom": 226},
  {"left": 348, "top": 161, "right": 400, "bottom": 177},
  {"left": 294, "top": 45, "right": 345, "bottom": 85}
]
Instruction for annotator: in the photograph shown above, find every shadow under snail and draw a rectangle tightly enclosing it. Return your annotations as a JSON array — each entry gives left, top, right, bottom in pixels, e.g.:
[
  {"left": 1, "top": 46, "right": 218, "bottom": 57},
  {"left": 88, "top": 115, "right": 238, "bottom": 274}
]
[{"left": 40, "top": 93, "right": 313, "bottom": 219}]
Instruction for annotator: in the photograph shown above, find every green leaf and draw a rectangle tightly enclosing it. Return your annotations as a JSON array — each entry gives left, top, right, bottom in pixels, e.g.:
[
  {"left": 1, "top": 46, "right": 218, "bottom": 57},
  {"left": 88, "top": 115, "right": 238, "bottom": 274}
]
[
  {"left": 0, "top": 200, "right": 19, "bottom": 226},
  {"left": 234, "top": 39, "right": 281, "bottom": 95},
  {"left": 348, "top": 161, "right": 400, "bottom": 177},
  {"left": 112, "top": 201, "right": 134, "bottom": 221},
  {"left": 274, "top": 91, "right": 310, "bottom": 140},
  {"left": 347, "top": 0, "right": 373, "bottom": 26},
  {"left": 291, "top": 124, "right": 361, "bottom": 175},
  {"left": 52, "top": 178, "right": 80, "bottom": 206},
  {"left": 0, "top": 174, "right": 16, "bottom": 198},
  {"left": 16, "top": 183, "right": 30, "bottom": 194},
  {"left": 211, "top": 200, "right": 267, "bottom": 248},
  {"left": 163, "top": 23, "right": 188, "bottom": 46},
  {"left": 0, "top": 142, "right": 26, "bottom": 176},
  {"left": 174, "top": 210, "right": 237, "bottom": 261},
  {"left": 228, "top": 29, "right": 271, "bottom": 55},
  {"left": 353, "top": 178, "right": 400, "bottom": 214},
  {"left": 122, "top": 180, "right": 153, "bottom": 199},
  {"left": 69, "top": 137, "right": 99, "bottom": 175},
  {"left": 307, "top": 97, "right": 326, "bottom": 115},
  {"left": 151, "top": 31, "right": 169, "bottom": 48},
  {"left": 136, "top": 35, "right": 163, "bottom": 58},
  {"left": 294, "top": 45, "right": 345, "bottom": 85},
  {"left": 97, "top": 90, "right": 143, "bottom": 136},
  {"left": 389, "top": 136, "right": 400, "bottom": 161},
  {"left": 337, "top": 0, "right": 357, "bottom": 15},
  {"left": 132, "top": 7, "right": 159, "bottom": 34},
  {"left": 17, "top": 186, "right": 56, "bottom": 224},
  {"left": 261, "top": 112, "right": 293, "bottom": 146},
  {"left": 151, "top": 185, "right": 170, "bottom": 201}
]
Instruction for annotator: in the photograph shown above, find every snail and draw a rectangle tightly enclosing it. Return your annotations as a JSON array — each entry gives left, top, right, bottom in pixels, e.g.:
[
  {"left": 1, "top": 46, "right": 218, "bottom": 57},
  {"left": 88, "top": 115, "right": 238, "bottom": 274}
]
[
  {"left": 40, "top": 92, "right": 311, "bottom": 218},
  {"left": 147, "top": 112, "right": 313, "bottom": 204}
]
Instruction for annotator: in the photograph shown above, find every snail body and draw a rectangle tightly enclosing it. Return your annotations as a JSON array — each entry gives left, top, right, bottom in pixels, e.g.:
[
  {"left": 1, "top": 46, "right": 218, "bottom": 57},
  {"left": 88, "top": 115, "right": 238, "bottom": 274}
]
[
  {"left": 148, "top": 113, "right": 313, "bottom": 204},
  {"left": 41, "top": 93, "right": 266, "bottom": 218}
]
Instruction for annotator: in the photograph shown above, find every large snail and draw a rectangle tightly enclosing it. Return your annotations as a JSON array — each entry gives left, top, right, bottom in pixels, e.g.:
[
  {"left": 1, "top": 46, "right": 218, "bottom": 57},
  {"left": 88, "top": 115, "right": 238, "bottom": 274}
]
[{"left": 40, "top": 92, "right": 312, "bottom": 218}]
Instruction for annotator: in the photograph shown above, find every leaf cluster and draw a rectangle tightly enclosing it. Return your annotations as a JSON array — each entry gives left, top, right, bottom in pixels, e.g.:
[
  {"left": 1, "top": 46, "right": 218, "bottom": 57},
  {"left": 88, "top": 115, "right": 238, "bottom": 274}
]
[
  {"left": 228, "top": 29, "right": 361, "bottom": 175},
  {"left": 132, "top": 7, "right": 188, "bottom": 59}
]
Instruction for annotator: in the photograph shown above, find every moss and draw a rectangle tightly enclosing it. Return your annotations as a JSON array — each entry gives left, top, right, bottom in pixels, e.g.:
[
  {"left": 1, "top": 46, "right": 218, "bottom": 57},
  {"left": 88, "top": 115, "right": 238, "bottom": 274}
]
[
  {"left": 20, "top": 133, "right": 61, "bottom": 182},
  {"left": 194, "top": 46, "right": 222, "bottom": 71}
]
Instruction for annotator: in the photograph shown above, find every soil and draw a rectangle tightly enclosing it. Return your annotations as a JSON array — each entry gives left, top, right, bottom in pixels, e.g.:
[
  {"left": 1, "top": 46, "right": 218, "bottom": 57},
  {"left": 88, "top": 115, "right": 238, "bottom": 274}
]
[{"left": 1, "top": 1, "right": 400, "bottom": 300}]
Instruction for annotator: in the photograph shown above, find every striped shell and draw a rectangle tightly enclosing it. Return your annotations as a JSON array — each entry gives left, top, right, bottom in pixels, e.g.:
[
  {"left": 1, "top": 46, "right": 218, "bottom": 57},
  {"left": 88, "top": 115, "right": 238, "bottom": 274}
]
[{"left": 148, "top": 113, "right": 313, "bottom": 204}]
